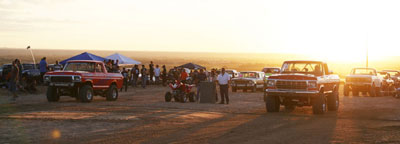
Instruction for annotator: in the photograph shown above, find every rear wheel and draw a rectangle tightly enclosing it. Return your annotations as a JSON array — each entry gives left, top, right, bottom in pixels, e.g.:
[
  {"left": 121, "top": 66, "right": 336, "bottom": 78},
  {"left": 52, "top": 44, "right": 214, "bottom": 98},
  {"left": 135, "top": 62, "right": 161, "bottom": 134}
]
[
  {"left": 188, "top": 92, "right": 195, "bottom": 102},
  {"left": 106, "top": 84, "right": 118, "bottom": 101},
  {"left": 266, "top": 95, "right": 280, "bottom": 112},
  {"left": 313, "top": 92, "right": 327, "bottom": 114},
  {"left": 252, "top": 85, "right": 257, "bottom": 92},
  {"left": 344, "top": 85, "right": 349, "bottom": 96},
  {"left": 180, "top": 93, "right": 187, "bottom": 103},
  {"left": 79, "top": 85, "right": 93, "bottom": 103},
  {"left": 327, "top": 90, "right": 339, "bottom": 111},
  {"left": 46, "top": 86, "right": 60, "bottom": 102},
  {"left": 165, "top": 92, "right": 172, "bottom": 102}
]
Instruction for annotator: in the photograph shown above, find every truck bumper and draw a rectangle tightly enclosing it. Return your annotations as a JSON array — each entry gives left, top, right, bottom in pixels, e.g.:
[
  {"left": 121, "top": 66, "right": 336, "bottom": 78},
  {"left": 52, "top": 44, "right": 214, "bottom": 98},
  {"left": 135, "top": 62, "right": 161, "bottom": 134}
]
[
  {"left": 49, "top": 82, "right": 75, "bottom": 87},
  {"left": 265, "top": 89, "right": 319, "bottom": 97}
]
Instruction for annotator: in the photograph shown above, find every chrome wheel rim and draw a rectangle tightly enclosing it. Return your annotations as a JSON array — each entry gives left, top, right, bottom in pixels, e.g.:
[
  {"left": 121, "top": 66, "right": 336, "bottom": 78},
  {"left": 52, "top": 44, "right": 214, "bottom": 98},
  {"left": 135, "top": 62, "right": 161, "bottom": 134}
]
[
  {"left": 86, "top": 90, "right": 93, "bottom": 100},
  {"left": 112, "top": 89, "right": 117, "bottom": 99}
]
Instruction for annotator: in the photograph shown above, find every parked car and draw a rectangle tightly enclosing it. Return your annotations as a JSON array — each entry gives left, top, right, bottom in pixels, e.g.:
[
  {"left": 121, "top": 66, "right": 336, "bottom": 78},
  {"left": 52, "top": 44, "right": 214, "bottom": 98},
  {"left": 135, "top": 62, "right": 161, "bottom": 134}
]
[
  {"left": 21, "top": 63, "right": 41, "bottom": 81},
  {"left": 377, "top": 71, "right": 397, "bottom": 96},
  {"left": 344, "top": 68, "right": 382, "bottom": 96},
  {"left": 381, "top": 70, "right": 400, "bottom": 88},
  {"left": 44, "top": 60, "right": 124, "bottom": 102},
  {"left": 265, "top": 60, "right": 340, "bottom": 114},
  {"left": 231, "top": 71, "right": 265, "bottom": 92},
  {"left": 262, "top": 67, "right": 281, "bottom": 97}
]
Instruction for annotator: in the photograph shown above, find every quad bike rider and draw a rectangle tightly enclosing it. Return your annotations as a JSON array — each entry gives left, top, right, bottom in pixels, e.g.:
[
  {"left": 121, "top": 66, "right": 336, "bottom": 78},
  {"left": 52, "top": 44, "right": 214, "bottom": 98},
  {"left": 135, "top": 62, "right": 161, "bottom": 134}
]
[{"left": 165, "top": 79, "right": 196, "bottom": 103}]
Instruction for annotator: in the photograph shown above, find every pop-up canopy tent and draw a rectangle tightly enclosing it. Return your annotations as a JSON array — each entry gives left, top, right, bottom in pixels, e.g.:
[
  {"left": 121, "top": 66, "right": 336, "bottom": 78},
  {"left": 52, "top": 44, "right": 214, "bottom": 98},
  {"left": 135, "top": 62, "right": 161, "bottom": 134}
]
[
  {"left": 105, "top": 53, "right": 141, "bottom": 65},
  {"left": 177, "top": 63, "right": 206, "bottom": 69},
  {"left": 60, "top": 52, "right": 106, "bottom": 65}
]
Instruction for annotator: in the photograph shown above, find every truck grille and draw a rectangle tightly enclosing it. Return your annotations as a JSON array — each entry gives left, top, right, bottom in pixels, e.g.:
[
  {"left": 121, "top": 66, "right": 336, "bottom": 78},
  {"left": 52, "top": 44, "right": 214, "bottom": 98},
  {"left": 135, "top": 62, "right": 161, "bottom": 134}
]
[
  {"left": 51, "top": 76, "right": 72, "bottom": 83},
  {"left": 276, "top": 81, "right": 307, "bottom": 90},
  {"left": 234, "top": 80, "right": 250, "bottom": 84},
  {"left": 348, "top": 78, "right": 370, "bottom": 83}
]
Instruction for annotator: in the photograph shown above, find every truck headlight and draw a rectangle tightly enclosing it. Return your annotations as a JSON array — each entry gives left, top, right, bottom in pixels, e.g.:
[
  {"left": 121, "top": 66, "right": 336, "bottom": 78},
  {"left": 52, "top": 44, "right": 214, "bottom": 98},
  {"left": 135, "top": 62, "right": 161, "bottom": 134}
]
[
  {"left": 308, "top": 81, "right": 317, "bottom": 88},
  {"left": 73, "top": 76, "right": 81, "bottom": 82},
  {"left": 44, "top": 76, "right": 50, "bottom": 82},
  {"left": 267, "top": 80, "right": 275, "bottom": 87}
]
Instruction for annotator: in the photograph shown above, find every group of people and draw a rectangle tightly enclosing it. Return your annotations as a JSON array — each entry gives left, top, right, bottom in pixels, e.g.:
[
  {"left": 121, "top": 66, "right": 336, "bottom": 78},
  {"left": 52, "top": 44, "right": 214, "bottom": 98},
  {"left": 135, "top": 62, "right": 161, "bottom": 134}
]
[{"left": 118, "top": 61, "right": 168, "bottom": 92}]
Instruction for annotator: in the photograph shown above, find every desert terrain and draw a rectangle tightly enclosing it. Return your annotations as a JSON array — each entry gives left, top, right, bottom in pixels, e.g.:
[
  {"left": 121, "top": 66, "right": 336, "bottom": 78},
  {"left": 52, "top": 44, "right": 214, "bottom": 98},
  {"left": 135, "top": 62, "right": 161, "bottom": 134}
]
[{"left": 1, "top": 85, "right": 400, "bottom": 143}]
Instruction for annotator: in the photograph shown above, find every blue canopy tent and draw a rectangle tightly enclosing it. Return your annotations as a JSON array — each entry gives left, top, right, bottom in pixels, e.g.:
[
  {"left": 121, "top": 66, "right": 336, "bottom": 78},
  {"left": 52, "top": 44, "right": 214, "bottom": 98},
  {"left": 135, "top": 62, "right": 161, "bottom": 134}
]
[
  {"left": 60, "top": 52, "right": 106, "bottom": 65},
  {"left": 105, "top": 53, "right": 141, "bottom": 65}
]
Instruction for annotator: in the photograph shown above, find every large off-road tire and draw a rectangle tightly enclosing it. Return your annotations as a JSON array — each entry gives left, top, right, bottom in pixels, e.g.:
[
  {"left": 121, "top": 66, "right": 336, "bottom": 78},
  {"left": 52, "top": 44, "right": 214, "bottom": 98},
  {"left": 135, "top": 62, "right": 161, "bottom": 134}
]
[
  {"left": 106, "top": 84, "right": 118, "bottom": 101},
  {"left": 188, "top": 92, "right": 195, "bottom": 102},
  {"left": 165, "top": 92, "right": 172, "bottom": 102},
  {"left": 232, "top": 87, "right": 237, "bottom": 92},
  {"left": 46, "top": 86, "right": 60, "bottom": 102},
  {"left": 369, "top": 85, "right": 376, "bottom": 97},
  {"left": 79, "top": 85, "right": 93, "bottom": 103},
  {"left": 352, "top": 87, "right": 359, "bottom": 96},
  {"left": 180, "top": 93, "right": 187, "bottom": 103},
  {"left": 344, "top": 85, "right": 349, "bottom": 96},
  {"left": 266, "top": 95, "right": 280, "bottom": 112},
  {"left": 312, "top": 92, "right": 327, "bottom": 114},
  {"left": 375, "top": 87, "right": 382, "bottom": 97},
  {"left": 327, "top": 90, "right": 339, "bottom": 111}
]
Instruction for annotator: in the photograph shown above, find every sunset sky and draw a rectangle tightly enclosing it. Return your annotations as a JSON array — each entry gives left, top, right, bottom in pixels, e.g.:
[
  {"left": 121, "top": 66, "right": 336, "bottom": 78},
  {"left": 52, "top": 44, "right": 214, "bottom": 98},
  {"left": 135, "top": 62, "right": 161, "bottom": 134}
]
[{"left": 1, "top": 0, "right": 400, "bottom": 62}]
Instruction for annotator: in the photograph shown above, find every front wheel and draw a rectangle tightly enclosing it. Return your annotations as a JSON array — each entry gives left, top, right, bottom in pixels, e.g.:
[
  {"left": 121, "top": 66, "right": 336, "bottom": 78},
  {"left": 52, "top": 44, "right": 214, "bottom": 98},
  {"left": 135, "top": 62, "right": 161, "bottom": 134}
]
[
  {"left": 312, "top": 92, "right": 327, "bottom": 114},
  {"left": 188, "top": 92, "right": 195, "bottom": 102},
  {"left": 106, "top": 84, "right": 118, "bottom": 101},
  {"left": 165, "top": 92, "right": 172, "bottom": 102},
  {"left": 375, "top": 87, "right": 382, "bottom": 97},
  {"left": 79, "top": 85, "right": 93, "bottom": 103},
  {"left": 327, "top": 90, "right": 339, "bottom": 111},
  {"left": 252, "top": 85, "right": 257, "bottom": 92},
  {"left": 369, "top": 85, "right": 376, "bottom": 97},
  {"left": 46, "top": 86, "right": 60, "bottom": 102},
  {"left": 266, "top": 95, "right": 280, "bottom": 112},
  {"left": 344, "top": 85, "right": 349, "bottom": 96}
]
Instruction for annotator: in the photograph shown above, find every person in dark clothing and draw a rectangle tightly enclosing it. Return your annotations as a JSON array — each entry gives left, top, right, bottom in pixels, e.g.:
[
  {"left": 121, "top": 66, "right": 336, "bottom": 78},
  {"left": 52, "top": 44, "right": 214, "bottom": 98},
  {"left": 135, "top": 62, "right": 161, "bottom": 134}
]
[
  {"left": 149, "top": 61, "right": 154, "bottom": 84},
  {"left": 112, "top": 60, "right": 119, "bottom": 73},
  {"left": 39, "top": 57, "right": 48, "bottom": 84},
  {"left": 161, "top": 65, "right": 167, "bottom": 85},
  {"left": 196, "top": 69, "right": 207, "bottom": 101},
  {"left": 8, "top": 61, "right": 19, "bottom": 101},
  {"left": 120, "top": 67, "right": 128, "bottom": 92},
  {"left": 131, "top": 65, "right": 139, "bottom": 87},
  {"left": 141, "top": 65, "right": 147, "bottom": 88}
]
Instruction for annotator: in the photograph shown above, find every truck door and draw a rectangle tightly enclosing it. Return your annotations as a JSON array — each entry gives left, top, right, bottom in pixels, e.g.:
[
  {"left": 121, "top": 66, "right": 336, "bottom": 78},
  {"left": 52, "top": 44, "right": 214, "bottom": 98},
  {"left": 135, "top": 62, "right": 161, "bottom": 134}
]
[{"left": 94, "top": 63, "right": 107, "bottom": 88}]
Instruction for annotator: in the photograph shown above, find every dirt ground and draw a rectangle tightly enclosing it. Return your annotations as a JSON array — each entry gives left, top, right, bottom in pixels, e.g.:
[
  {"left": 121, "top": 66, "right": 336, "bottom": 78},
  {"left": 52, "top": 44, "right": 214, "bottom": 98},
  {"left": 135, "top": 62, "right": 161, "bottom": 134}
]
[{"left": 1, "top": 85, "right": 400, "bottom": 144}]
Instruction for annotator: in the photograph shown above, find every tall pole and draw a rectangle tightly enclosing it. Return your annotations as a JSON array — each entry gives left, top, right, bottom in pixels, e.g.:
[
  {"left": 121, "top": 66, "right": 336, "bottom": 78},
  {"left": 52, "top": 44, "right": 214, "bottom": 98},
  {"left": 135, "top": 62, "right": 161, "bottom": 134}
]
[
  {"left": 27, "top": 46, "right": 37, "bottom": 69},
  {"left": 366, "top": 33, "right": 368, "bottom": 68}
]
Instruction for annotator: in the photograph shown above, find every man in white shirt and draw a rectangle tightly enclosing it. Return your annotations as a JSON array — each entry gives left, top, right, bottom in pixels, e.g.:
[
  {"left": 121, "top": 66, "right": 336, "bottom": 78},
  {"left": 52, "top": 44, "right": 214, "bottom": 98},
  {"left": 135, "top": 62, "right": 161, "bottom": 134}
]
[
  {"left": 154, "top": 65, "right": 161, "bottom": 85},
  {"left": 217, "top": 68, "right": 231, "bottom": 104}
]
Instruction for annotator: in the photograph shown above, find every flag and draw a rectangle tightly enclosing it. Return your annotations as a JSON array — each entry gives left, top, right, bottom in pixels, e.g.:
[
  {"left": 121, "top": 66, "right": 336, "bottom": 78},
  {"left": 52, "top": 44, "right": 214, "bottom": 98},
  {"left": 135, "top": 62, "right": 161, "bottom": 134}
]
[{"left": 27, "top": 46, "right": 30, "bottom": 49}]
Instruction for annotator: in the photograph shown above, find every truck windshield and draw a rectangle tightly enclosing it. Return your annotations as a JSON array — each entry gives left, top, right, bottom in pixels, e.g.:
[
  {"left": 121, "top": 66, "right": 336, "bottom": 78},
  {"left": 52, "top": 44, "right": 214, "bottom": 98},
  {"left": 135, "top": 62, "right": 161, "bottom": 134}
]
[
  {"left": 22, "top": 64, "right": 35, "bottom": 70},
  {"left": 281, "top": 62, "right": 323, "bottom": 76},
  {"left": 240, "top": 72, "right": 257, "bottom": 78},
  {"left": 64, "top": 62, "right": 95, "bottom": 72},
  {"left": 352, "top": 68, "right": 376, "bottom": 75}
]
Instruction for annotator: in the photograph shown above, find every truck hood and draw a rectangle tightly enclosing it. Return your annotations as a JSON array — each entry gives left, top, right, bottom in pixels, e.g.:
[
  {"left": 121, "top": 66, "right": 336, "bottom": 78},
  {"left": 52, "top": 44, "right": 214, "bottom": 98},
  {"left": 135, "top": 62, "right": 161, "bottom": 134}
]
[
  {"left": 268, "top": 73, "right": 317, "bottom": 80},
  {"left": 45, "top": 71, "right": 89, "bottom": 76}
]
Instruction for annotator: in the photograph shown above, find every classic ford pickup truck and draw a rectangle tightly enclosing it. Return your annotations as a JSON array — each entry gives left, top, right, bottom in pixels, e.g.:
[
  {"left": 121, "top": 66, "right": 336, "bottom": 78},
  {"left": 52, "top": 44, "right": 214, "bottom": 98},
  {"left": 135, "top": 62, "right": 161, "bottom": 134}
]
[
  {"left": 344, "top": 68, "right": 382, "bottom": 96},
  {"left": 231, "top": 71, "right": 265, "bottom": 92},
  {"left": 44, "top": 60, "right": 124, "bottom": 102},
  {"left": 265, "top": 60, "right": 340, "bottom": 114}
]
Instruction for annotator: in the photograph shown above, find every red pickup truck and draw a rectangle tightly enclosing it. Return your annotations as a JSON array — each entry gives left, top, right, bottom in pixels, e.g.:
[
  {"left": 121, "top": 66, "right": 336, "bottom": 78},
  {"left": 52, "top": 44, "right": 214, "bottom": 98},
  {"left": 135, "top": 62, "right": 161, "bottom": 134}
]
[{"left": 44, "top": 60, "right": 124, "bottom": 102}]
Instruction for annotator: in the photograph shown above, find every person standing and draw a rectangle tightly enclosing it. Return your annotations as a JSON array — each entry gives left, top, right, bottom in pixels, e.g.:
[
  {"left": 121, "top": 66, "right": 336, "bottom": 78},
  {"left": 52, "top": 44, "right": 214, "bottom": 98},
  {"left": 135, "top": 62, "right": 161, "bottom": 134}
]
[
  {"left": 162, "top": 65, "right": 167, "bottom": 85},
  {"left": 53, "top": 60, "right": 63, "bottom": 71},
  {"left": 39, "top": 57, "right": 48, "bottom": 84},
  {"left": 8, "top": 61, "right": 19, "bottom": 101},
  {"left": 196, "top": 69, "right": 207, "bottom": 101},
  {"left": 120, "top": 67, "right": 128, "bottom": 92},
  {"left": 149, "top": 61, "right": 154, "bottom": 84},
  {"left": 154, "top": 65, "right": 161, "bottom": 85},
  {"left": 131, "top": 65, "right": 139, "bottom": 87},
  {"left": 112, "top": 60, "right": 120, "bottom": 73},
  {"left": 141, "top": 65, "right": 147, "bottom": 88},
  {"left": 217, "top": 68, "right": 230, "bottom": 104},
  {"left": 180, "top": 68, "right": 188, "bottom": 83}
]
